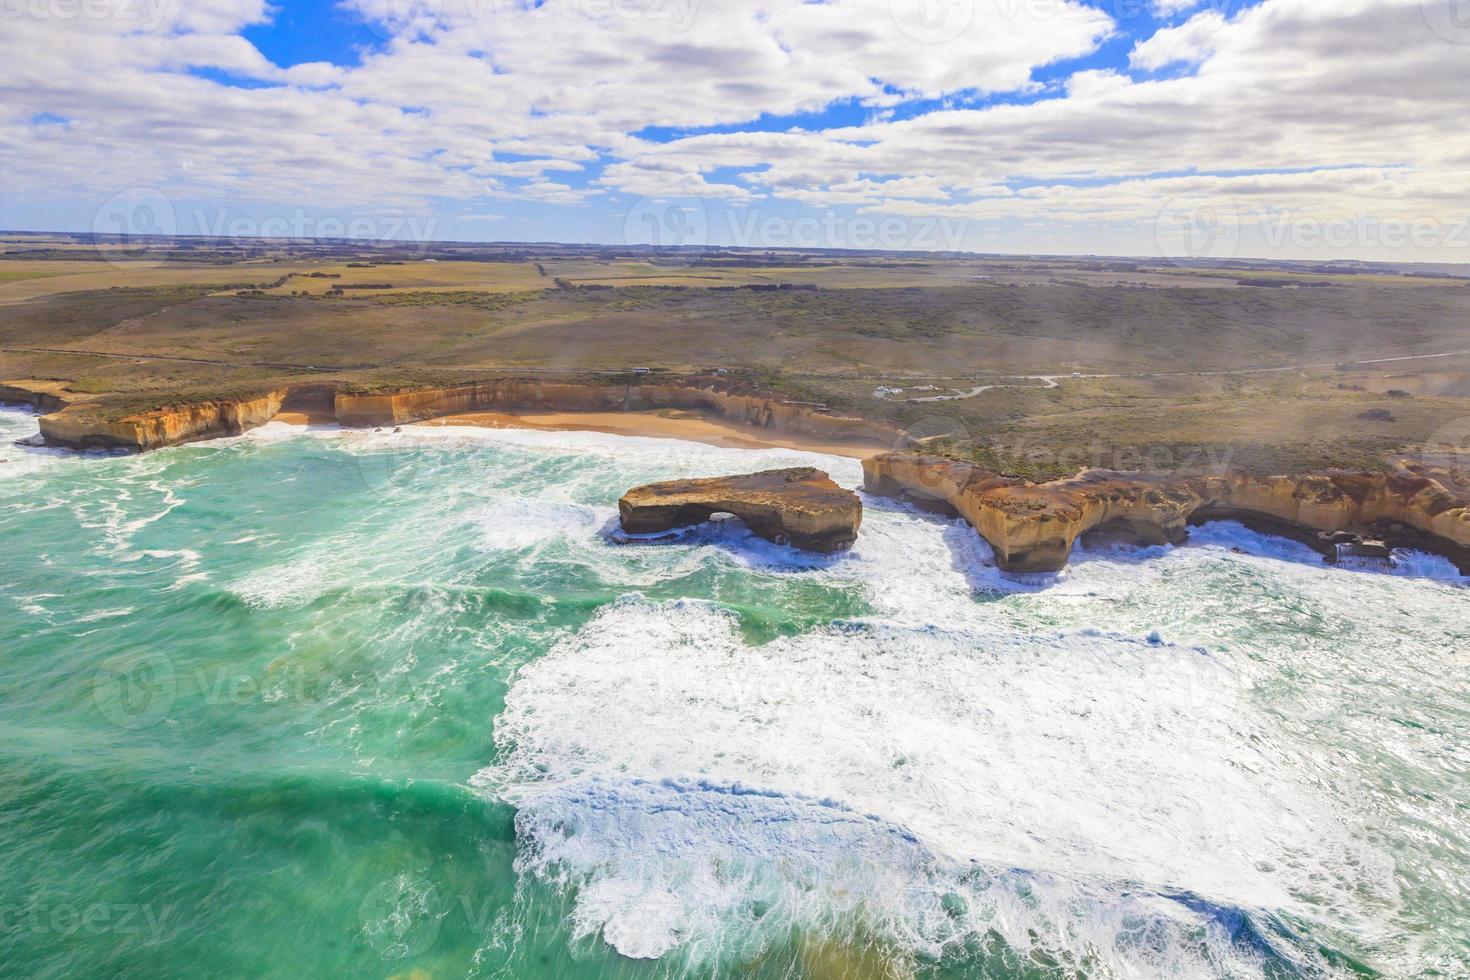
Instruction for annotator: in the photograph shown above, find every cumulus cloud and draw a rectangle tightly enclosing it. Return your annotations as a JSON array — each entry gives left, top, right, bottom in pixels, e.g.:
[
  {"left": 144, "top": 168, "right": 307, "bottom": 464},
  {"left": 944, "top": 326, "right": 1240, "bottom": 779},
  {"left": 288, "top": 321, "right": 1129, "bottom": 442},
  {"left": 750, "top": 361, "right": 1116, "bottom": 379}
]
[
  {"left": 0, "top": 0, "right": 1465, "bottom": 257},
  {"left": 1130, "top": 11, "right": 1230, "bottom": 69}
]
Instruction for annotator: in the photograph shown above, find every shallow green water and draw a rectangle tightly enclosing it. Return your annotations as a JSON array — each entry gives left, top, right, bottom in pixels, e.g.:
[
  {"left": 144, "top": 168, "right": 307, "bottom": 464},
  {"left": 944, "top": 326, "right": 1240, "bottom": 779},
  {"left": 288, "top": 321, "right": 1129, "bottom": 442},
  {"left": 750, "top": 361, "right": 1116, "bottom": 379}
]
[{"left": 1, "top": 408, "right": 1466, "bottom": 979}]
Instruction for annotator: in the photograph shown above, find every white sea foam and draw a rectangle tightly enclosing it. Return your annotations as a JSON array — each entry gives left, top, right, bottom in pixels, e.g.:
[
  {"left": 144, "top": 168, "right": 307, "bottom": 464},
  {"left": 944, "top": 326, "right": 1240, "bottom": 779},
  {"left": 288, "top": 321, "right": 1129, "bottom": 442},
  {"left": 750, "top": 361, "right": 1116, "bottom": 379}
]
[
  {"left": 1183, "top": 520, "right": 1468, "bottom": 581},
  {"left": 15, "top": 592, "right": 61, "bottom": 616},
  {"left": 470, "top": 497, "right": 612, "bottom": 553},
  {"left": 230, "top": 556, "right": 331, "bottom": 609},
  {"left": 0, "top": 407, "right": 73, "bottom": 481},
  {"left": 507, "top": 778, "right": 1323, "bottom": 976},
  {"left": 8, "top": 413, "right": 1464, "bottom": 974},
  {"left": 243, "top": 420, "right": 340, "bottom": 442},
  {"left": 273, "top": 423, "right": 1453, "bottom": 974},
  {"left": 328, "top": 420, "right": 862, "bottom": 485},
  {"left": 476, "top": 596, "right": 1399, "bottom": 973},
  {"left": 73, "top": 606, "right": 136, "bottom": 622}
]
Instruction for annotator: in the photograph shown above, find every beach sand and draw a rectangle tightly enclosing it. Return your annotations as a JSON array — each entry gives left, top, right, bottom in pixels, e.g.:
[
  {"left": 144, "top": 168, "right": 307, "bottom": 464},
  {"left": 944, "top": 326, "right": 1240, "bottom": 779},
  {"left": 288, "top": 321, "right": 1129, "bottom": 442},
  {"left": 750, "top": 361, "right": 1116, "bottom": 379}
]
[
  {"left": 272, "top": 409, "right": 338, "bottom": 426},
  {"left": 408, "top": 409, "right": 887, "bottom": 458},
  {"left": 270, "top": 406, "right": 887, "bottom": 457}
]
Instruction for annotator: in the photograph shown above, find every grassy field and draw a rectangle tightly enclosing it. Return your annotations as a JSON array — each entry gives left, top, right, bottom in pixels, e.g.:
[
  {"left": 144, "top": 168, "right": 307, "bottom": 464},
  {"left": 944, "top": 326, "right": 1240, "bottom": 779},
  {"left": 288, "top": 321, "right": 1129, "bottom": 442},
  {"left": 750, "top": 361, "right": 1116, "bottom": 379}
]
[
  {"left": 255, "top": 260, "right": 549, "bottom": 297},
  {"left": 3, "top": 238, "right": 1468, "bottom": 478},
  {"left": 0, "top": 260, "right": 319, "bottom": 306}
]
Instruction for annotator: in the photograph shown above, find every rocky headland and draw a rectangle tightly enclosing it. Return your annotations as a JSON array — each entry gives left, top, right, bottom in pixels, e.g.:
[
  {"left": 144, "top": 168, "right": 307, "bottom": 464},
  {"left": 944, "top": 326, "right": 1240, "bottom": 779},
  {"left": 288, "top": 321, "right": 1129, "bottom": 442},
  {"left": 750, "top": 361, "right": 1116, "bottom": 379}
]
[
  {"left": 619, "top": 467, "right": 862, "bottom": 552},
  {"left": 863, "top": 452, "right": 1470, "bottom": 574},
  {"left": 35, "top": 389, "right": 297, "bottom": 451}
]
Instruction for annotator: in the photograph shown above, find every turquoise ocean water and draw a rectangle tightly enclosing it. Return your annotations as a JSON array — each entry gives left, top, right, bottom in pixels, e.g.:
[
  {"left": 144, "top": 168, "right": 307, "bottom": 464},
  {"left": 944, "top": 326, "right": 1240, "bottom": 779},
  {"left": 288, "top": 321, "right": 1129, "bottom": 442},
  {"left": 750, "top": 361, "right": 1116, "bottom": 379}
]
[{"left": 1, "top": 405, "right": 1467, "bottom": 979}]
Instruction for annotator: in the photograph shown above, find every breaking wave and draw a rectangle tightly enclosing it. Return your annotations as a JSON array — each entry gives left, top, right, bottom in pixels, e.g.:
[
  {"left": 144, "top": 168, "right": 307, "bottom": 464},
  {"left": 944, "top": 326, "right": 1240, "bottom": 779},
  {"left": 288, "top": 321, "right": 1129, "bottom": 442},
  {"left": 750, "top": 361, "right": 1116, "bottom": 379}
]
[{"left": 476, "top": 597, "right": 1404, "bottom": 975}]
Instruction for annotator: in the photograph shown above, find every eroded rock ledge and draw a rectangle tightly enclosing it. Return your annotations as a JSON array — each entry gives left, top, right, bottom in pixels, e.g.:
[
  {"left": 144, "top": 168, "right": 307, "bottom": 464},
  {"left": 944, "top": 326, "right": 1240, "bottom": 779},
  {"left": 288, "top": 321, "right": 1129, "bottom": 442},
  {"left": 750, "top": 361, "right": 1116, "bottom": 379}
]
[
  {"left": 619, "top": 468, "right": 862, "bottom": 552},
  {"left": 16, "top": 379, "right": 901, "bottom": 452},
  {"left": 863, "top": 452, "right": 1470, "bottom": 574}
]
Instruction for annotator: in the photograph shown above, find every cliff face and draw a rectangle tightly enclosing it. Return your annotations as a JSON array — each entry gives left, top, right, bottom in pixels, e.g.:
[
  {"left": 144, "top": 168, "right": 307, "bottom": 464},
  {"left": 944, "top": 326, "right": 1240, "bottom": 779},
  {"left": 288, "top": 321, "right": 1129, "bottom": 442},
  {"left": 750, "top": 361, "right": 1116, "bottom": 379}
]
[
  {"left": 333, "top": 381, "right": 617, "bottom": 426},
  {"left": 30, "top": 379, "right": 901, "bottom": 453},
  {"left": 863, "top": 452, "right": 1470, "bottom": 574},
  {"left": 335, "top": 381, "right": 901, "bottom": 446},
  {"left": 39, "top": 390, "right": 289, "bottom": 451},
  {"left": 0, "top": 382, "right": 69, "bottom": 414},
  {"left": 619, "top": 467, "right": 862, "bottom": 552}
]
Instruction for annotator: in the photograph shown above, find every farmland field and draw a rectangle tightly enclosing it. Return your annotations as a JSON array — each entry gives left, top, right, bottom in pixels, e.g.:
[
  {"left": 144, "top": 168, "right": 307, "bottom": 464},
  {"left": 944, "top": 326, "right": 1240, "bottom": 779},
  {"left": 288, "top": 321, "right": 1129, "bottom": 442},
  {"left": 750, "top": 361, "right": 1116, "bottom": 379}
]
[{"left": 3, "top": 236, "right": 1468, "bottom": 478}]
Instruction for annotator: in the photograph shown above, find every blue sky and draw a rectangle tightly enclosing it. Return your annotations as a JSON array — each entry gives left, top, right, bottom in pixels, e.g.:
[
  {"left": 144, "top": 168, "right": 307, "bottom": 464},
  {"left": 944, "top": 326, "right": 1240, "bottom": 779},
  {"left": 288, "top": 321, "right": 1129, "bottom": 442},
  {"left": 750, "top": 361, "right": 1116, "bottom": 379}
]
[
  {"left": 243, "top": 1, "right": 386, "bottom": 67},
  {"left": 2, "top": 0, "right": 1466, "bottom": 260}
]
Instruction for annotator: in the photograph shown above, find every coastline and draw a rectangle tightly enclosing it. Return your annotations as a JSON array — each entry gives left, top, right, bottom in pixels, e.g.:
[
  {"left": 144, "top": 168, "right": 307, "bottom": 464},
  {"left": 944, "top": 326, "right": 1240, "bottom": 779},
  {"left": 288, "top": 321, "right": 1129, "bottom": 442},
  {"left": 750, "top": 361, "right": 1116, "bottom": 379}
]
[
  {"left": 274, "top": 407, "right": 887, "bottom": 459},
  {"left": 14, "top": 381, "right": 1467, "bottom": 578},
  {"left": 17, "top": 377, "right": 905, "bottom": 454}
]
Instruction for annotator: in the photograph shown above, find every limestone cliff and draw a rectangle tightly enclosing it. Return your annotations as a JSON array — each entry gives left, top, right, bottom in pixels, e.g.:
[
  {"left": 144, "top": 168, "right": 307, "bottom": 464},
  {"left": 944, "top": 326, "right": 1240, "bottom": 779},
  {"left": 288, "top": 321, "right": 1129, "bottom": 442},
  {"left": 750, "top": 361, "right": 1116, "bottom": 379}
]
[
  {"left": 39, "top": 390, "right": 290, "bottom": 451},
  {"left": 863, "top": 452, "right": 1470, "bottom": 574},
  {"left": 335, "top": 380, "right": 901, "bottom": 446},
  {"left": 28, "top": 378, "right": 902, "bottom": 453},
  {"left": 619, "top": 467, "right": 862, "bottom": 552},
  {"left": 0, "top": 381, "right": 70, "bottom": 414}
]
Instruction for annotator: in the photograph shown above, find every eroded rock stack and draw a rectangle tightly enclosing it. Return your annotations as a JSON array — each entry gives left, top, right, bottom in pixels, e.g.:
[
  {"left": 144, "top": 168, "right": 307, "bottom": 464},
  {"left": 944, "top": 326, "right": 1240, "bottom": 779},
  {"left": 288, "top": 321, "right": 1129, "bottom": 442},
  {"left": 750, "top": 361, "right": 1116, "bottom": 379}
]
[{"left": 619, "top": 467, "right": 862, "bottom": 552}]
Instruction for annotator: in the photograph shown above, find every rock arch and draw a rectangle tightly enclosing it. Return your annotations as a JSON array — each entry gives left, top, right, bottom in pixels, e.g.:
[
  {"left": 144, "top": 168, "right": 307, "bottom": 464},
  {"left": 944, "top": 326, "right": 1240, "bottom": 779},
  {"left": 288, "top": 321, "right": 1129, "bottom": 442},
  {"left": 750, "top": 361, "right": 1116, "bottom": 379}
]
[{"left": 619, "top": 468, "right": 861, "bottom": 553}]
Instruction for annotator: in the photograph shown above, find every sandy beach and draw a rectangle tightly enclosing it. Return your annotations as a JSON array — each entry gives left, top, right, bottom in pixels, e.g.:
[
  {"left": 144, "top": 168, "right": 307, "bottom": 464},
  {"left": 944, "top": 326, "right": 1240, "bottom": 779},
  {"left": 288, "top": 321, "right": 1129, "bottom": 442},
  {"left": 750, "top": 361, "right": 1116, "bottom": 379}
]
[
  {"left": 271, "top": 406, "right": 886, "bottom": 457},
  {"left": 409, "top": 409, "right": 887, "bottom": 458},
  {"left": 271, "top": 410, "right": 337, "bottom": 426}
]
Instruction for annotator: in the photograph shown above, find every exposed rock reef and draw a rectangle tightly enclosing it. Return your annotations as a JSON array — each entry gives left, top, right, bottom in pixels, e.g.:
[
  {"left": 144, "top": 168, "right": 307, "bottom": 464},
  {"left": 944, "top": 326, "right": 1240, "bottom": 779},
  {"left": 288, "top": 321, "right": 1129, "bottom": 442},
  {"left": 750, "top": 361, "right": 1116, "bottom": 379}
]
[
  {"left": 18, "top": 379, "right": 901, "bottom": 452},
  {"left": 619, "top": 468, "right": 862, "bottom": 552},
  {"left": 863, "top": 452, "right": 1470, "bottom": 574}
]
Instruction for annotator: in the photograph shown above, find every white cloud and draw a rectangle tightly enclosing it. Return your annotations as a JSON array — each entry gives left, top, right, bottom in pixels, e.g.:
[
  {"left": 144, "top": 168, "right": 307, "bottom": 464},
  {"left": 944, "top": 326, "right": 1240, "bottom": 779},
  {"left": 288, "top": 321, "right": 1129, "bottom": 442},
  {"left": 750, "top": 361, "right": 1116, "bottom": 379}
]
[
  {"left": 1130, "top": 11, "right": 1229, "bottom": 69},
  {"left": 607, "top": 0, "right": 1469, "bottom": 248},
  {"left": 1152, "top": 0, "right": 1206, "bottom": 14},
  {"left": 0, "top": 0, "right": 1466, "bottom": 258}
]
